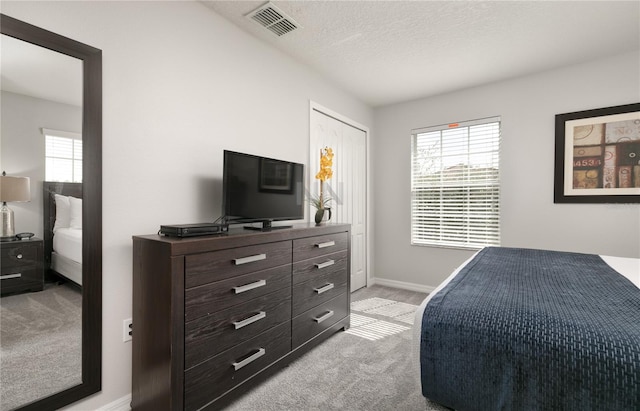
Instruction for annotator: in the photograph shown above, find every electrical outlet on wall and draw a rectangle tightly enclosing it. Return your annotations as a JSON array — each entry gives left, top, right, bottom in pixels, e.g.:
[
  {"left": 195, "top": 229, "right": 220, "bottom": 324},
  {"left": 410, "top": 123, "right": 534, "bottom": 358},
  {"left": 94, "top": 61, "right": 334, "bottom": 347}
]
[{"left": 123, "top": 318, "right": 132, "bottom": 342}]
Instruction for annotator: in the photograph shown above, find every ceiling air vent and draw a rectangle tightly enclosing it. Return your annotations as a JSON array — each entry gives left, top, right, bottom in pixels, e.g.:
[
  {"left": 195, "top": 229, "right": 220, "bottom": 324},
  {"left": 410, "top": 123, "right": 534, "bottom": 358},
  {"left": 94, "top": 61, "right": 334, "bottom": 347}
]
[{"left": 246, "top": 2, "right": 300, "bottom": 37}]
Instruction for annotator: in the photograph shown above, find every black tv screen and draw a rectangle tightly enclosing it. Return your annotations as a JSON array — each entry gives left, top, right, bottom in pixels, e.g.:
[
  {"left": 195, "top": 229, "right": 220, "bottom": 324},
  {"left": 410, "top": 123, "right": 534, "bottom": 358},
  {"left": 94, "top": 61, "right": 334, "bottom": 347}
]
[{"left": 223, "top": 150, "right": 304, "bottom": 228}]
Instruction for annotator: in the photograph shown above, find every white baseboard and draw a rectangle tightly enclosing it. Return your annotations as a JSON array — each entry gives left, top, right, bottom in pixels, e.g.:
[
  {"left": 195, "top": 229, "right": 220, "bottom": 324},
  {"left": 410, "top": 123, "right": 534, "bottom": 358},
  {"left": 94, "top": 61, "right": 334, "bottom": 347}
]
[
  {"left": 97, "top": 394, "right": 131, "bottom": 411},
  {"left": 370, "top": 277, "right": 435, "bottom": 294}
]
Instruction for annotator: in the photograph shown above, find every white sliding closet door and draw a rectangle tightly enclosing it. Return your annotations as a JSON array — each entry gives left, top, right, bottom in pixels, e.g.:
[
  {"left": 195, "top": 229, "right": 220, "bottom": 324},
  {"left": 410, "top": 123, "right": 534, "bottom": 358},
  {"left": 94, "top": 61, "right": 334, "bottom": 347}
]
[{"left": 310, "top": 108, "right": 367, "bottom": 291}]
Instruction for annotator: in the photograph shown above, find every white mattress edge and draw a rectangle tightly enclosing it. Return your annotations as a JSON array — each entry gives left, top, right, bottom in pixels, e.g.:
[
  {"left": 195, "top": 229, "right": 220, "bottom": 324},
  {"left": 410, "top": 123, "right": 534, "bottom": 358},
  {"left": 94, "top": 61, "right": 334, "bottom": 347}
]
[
  {"left": 601, "top": 255, "right": 640, "bottom": 289},
  {"left": 52, "top": 227, "right": 82, "bottom": 264}
]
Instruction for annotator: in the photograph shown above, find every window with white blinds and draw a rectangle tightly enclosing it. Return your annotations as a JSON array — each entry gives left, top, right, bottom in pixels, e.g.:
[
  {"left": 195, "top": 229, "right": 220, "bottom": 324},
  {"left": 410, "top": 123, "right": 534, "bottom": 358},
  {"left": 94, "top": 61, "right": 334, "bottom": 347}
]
[
  {"left": 43, "top": 128, "right": 82, "bottom": 183},
  {"left": 411, "top": 117, "right": 500, "bottom": 249}
]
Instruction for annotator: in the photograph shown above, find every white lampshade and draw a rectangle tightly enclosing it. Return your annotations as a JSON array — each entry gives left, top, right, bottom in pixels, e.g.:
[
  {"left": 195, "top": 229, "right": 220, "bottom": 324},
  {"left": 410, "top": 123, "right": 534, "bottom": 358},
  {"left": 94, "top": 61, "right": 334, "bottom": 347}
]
[
  {"left": 0, "top": 173, "right": 31, "bottom": 239},
  {"left": 0, "top": 174, "right": 31, "bottom": 203}
]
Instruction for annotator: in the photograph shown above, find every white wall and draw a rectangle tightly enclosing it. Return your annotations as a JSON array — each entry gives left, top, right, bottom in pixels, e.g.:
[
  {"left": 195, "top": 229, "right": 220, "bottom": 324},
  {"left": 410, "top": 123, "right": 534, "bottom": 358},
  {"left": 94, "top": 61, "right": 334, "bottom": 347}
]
[
  {"left": 1, "top": 1, "right": 373, "bottom": 409},
  {"left": 0, "top": 91, "right": 82, "bottom": 238},
  {"left": 373, "top": 51, "right": 640, "bottom": 290}
]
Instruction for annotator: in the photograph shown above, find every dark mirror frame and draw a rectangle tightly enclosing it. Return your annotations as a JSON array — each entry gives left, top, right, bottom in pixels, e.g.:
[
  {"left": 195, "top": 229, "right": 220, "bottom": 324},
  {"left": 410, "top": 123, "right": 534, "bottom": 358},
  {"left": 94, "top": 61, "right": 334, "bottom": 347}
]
[{"left": 1, "top": 14, "right": 102, "bottom": 410}]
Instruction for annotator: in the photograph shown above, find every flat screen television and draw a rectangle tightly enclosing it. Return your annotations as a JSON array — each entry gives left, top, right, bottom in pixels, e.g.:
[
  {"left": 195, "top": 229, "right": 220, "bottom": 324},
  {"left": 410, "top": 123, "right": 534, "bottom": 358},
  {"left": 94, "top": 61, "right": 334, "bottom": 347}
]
[{"left": 222, "top": 150, "right": 305, "bottom": 230}]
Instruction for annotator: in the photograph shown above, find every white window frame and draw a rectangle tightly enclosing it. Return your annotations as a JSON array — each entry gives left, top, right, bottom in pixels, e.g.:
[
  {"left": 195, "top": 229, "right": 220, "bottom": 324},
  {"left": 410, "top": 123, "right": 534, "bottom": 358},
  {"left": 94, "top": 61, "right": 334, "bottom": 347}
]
[
  {"left": 411, "top": 117, "right": 501, "bottom": 249},
  {"left": 43, "top": 128, "right": 83, "bottom": 183}
]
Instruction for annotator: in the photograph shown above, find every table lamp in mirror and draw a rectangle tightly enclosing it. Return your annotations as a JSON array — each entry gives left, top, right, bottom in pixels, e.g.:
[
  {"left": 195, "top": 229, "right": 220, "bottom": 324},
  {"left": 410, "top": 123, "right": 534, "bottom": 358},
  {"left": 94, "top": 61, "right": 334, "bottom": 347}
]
[{"left": 0, "top": 171, "right": 31, "bottom": 241}]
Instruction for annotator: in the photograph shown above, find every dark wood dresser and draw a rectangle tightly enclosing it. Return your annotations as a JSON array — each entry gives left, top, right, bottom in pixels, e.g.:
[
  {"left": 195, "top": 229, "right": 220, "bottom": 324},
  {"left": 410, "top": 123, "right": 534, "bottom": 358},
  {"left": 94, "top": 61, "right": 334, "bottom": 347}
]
[
  {"left": 0, "top": 238, "right": 44, "bottom": 296},
  {"left": 132, "top": 223, "right": 351, "bottom": 410}
]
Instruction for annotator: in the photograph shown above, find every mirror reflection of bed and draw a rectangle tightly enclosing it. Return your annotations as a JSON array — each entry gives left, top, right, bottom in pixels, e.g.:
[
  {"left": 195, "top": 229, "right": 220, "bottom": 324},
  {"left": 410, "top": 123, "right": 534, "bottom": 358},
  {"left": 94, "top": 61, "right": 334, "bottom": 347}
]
[
  {"left": 44, "top": 182, "right": 82, "bottom": 287},
  {"left": 0, "top": 182, "right": 85, "bottom": 410}
]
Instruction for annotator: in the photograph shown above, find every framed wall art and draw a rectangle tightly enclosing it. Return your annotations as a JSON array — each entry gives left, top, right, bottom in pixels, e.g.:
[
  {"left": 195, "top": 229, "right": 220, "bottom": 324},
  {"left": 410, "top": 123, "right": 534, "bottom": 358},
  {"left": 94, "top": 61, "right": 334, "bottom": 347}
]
[{"left": 554, "top": 102, "right": 640, "bottom": 203}]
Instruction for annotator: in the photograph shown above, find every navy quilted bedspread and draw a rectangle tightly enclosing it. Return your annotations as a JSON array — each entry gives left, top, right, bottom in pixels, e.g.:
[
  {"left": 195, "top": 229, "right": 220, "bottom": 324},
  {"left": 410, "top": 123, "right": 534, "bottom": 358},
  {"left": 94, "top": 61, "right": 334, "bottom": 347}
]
[{"left": 420, "top": 247, "right": 640, "bottom": 411}]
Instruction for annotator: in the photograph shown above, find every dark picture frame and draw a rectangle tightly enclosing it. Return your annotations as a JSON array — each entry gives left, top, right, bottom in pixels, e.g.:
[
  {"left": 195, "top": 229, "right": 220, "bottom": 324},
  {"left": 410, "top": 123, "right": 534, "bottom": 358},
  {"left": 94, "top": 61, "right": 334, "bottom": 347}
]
[{"left": 554, "top": 102, "right": 640, "bottom": 203}]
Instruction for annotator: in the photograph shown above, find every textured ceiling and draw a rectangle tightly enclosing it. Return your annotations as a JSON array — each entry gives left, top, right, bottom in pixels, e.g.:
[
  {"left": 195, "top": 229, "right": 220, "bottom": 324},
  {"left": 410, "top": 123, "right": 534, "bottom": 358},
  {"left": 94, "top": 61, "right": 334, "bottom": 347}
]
[{"left": 204, "top": 1, "right": 640, "bottom": 107}]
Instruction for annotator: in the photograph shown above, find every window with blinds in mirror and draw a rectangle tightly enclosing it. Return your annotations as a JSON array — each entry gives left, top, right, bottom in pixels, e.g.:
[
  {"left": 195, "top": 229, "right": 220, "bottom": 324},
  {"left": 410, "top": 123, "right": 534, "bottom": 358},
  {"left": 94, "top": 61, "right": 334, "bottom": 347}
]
[
  {"left": 44, "top": 128, "right": 83, "bottom": 183},
  {"left": 411, "top": 117, "right": 501, "bottom": 249}
]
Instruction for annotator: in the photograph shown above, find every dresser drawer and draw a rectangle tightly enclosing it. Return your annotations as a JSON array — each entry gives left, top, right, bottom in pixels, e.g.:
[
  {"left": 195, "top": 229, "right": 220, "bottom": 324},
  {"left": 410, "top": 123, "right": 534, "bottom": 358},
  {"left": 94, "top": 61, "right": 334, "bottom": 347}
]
[
  {"left": 185, "top": 264, "right": 291, "bottom": 322},
  {"left": 1, "top": 244, "right": 39, "bottom": 269},
  {"left": 292, "top": 232, "right": 348, "bottom": 262},
  {"left": 185, "top": 287, "right": 291, "bottom": 368},
  {"left": 1, "top": 240, "right": 44, "bottom": 296},
  {"left": 185, "top": 241, "right": 292, "bottom": 289},
  {"left": 292, "top": 250, "right": 348, "bottom": 285},
  {"left": 292, "top": 270, "right": 348, "bottom": 316},
  {"left": 1, "top": 267, "right": 43, "bottom": 295},
  {"left": 292, "top": 292, "right": 348, "bottom": 349},
  {"left": 184, "top": 321, "right": 291, "bottom": 411}
]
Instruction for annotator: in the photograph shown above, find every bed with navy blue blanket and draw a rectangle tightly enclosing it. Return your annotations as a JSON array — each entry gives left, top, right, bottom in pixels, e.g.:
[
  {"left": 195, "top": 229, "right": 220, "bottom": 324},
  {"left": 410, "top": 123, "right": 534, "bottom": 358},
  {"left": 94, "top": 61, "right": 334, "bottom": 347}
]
[{"left": 416, "top": 247, "right": 640, "bottom": 411}]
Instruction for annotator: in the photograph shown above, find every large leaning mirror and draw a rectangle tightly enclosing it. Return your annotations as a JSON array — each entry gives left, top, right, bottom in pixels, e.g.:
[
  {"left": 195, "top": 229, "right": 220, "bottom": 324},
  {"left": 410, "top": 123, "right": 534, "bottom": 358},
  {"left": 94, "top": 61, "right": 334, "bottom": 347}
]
[{"left": 0, "top": 14, "right": 102, "bottom": 411}]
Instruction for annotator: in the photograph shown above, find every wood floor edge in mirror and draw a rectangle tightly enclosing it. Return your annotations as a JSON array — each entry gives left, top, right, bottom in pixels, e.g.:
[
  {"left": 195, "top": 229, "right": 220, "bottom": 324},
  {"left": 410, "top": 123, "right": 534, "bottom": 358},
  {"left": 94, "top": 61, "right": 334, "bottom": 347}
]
[{"left": 0, "top": 13, "right": 102, "bottom": 411}]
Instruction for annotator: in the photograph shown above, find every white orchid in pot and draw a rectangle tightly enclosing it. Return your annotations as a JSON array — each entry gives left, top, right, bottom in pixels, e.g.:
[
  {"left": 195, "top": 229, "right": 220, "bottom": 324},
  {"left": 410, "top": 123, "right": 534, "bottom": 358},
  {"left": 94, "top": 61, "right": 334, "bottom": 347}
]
[{"left": 312, "top": 147, "right": 334, "bottom": 225}]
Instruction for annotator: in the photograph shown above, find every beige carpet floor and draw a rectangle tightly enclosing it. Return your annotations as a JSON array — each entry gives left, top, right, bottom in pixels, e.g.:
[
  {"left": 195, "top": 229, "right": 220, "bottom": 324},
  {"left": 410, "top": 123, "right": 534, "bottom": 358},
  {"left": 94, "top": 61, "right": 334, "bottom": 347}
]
[
  {"left": 224, "top": 285, "right": 450, "bottom": 411},
  {"left": 0, "top": 283, "right": 82, "bottom": 410}
]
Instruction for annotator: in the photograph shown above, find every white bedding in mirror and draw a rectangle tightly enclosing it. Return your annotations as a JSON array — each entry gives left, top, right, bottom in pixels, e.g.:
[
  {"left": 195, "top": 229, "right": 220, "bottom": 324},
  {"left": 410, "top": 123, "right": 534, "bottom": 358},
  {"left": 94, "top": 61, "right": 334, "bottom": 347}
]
[
  {"left": 52, "top": 227, "right": 82, "bottom": 285},
  {"left": 52, "top": 228, "right": 82, "bottom": 264}
]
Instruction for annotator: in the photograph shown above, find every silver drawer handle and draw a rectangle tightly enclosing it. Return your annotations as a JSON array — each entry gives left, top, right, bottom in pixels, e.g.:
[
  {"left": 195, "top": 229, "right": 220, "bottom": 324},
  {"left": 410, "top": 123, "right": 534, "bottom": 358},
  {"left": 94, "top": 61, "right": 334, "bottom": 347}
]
[
  {"left": 232, "top": 348, "right": 265, "bottom": 371},
  {"left": 315, "top": 241, "right": 335, "bottom": 249},
  {"left": 233, "top": 279, "right": 267, "bottom": 294},
  {"left": 234, "top": 254, "right": 266, "bottom": 265},
  {"left": 313, "top": 310, "right": 334, "bottom": 323},
  {"left": 314, "top": 260, "right": 335, "bottom": 269},
  {"left": 1, "top": 273, "right": 22, "bottom": 280},
  {"left": 232, "top": 311, "right": 266, "bottom": 330},
  {"left": 313, "top": 283, "right": 334, "bottom": 294}
]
